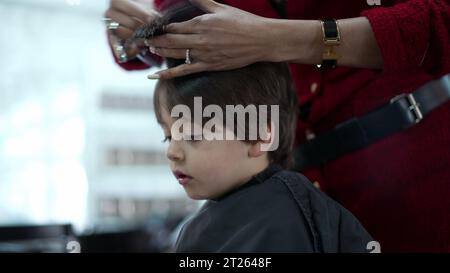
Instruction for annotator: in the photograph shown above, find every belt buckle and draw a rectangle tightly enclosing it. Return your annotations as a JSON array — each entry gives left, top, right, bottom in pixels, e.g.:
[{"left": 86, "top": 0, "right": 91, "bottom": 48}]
[{"left": 390, "top": 93, "right": 424, "bottom": 124}]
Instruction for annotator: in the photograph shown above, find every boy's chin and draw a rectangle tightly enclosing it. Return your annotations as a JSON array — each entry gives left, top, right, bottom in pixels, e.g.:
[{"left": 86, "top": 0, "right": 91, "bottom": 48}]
[
  {"left": 185, "top": 189, "right": 222, "bottom": 201},
  {"left": 185, "top": 190, "right": 208, "bottom": 201}
]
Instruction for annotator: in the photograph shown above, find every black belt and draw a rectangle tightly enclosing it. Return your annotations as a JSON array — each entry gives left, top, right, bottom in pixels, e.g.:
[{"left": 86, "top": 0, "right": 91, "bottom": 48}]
[{"left": 293, "top": 74, "right": 450, "bottom": 171}]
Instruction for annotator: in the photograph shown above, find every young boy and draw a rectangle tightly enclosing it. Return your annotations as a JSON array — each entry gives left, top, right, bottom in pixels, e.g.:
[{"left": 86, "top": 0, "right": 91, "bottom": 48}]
[{"left": 153, "top": 61, "right": 374, "bottom": 253}]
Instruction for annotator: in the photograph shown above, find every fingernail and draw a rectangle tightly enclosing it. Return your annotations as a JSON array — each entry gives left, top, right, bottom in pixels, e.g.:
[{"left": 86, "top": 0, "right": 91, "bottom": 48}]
[
  {"left": 147, "top": 74, "right": 160, "bottom": 80},
  {"left": 149, "top": 46, "right": 156, "bottom": 54}
]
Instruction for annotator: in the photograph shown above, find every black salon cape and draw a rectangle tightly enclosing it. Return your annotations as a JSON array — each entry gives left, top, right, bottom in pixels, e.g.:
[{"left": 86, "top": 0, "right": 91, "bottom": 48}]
[{"left": 174, "top": 165, "right": 374, "bottom": 253}]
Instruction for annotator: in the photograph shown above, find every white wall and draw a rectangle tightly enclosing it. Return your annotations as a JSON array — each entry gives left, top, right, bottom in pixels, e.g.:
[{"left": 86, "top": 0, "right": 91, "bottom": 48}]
[{"left": 0, "top": 0, "right": 191, "bottom": 232}]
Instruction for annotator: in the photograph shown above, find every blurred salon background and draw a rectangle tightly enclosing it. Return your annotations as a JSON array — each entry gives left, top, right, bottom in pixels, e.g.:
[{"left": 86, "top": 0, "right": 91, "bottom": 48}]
[{"left": 0, "top": 0, "right": 200, "bottom": 252}]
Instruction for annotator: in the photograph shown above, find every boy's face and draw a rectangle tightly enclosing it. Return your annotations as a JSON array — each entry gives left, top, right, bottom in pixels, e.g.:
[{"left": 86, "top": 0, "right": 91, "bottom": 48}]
[{"left": 159, "top": 107, "right": 268, "bottom": 200}]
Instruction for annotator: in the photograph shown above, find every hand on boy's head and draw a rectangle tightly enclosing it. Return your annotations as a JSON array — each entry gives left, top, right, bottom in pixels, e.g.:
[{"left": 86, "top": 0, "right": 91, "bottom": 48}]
[{"left": 146, "top": 0, "right": 271, "bottom": 80}]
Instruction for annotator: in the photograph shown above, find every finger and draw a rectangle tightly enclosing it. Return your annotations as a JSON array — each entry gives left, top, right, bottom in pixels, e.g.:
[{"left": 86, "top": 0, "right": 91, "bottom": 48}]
[
  {"left": 134, "top": 38, "right": 148, "bottom": 48},
  {"left": 112, "top": 0, "right": 155, "bottom": 23},
  {"left": 149, "top": 34, "right": 202, "bottom": 49},
  {"left": 148, "top": 62, "right": 209, "bottom": 80},
  {"left": 189, "top": 0, "right": 223, "bottom": 13},
  {"left": 124, "top": 42, "right": 140, "bottom": 57},
  {"left": 151, "top": 47, "right": 186, "bottom": 59},
  {"left": 152, "top": 47, "right": 207, "bottom": 63},
  {"left": 165, "top": 17, "right": 201, "bottom": 34},
  {"left": 105, "top": 9, "right": 142, "bottom": 30},
  {"left": 113, "top": 26, "right": 134, "bottom": 40}
]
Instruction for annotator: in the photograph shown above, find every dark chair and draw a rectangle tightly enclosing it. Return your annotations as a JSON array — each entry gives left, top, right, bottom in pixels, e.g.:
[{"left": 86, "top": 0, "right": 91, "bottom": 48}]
[
  {"left": 77, "top": 228, "right": 161, "bottom": 253},
  {"left": 0, "top": 224, "right": 76, "bottom": 253}
]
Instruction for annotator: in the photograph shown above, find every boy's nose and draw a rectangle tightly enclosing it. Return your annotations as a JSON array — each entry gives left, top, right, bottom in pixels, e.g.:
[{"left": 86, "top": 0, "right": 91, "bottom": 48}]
[{"left": 166, "top": 141, "right": 184, "bottom": 162}]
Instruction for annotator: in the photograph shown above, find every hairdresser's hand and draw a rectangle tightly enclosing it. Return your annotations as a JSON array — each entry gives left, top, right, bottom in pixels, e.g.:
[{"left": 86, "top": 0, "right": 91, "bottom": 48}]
[
  {"left": 146, "top": 0, "right": 277, "bottom": 80},
  {"left": 105, "top": 0, "right": 160, "bottom": 58}
]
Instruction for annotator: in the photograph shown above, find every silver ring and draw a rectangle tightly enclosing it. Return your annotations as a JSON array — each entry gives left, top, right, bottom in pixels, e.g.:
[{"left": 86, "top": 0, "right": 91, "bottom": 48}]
[
  {"left": 185, "top": 49, "right": 192, "bottom": 64},
  {"left": 111, "top": 38, "right": 128, "bottom": 63},
  {"left": 102, "top": 18, "right": 120, "bottom": 30},
  {"left": 108, "top": 21, "right": 120, "bottom": 30}
]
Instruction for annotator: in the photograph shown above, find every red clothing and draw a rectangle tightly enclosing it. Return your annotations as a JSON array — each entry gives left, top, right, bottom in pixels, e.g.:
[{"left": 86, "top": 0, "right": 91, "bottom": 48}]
[{"left": 118, "top": 0, "right": 450, "bottom": 252}]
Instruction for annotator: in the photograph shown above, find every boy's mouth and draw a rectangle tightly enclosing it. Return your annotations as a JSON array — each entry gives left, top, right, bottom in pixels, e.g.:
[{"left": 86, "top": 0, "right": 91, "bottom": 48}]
[{"left": 172, "top": 170, "right": 193, "bottom": 186}]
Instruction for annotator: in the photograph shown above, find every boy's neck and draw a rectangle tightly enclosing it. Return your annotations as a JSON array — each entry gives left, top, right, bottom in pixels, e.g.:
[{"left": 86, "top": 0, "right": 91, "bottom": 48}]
[
  {"left": 243, "top": 154, "right": 270, "bottom": 183},
  {"left": 209, "top": 154, "right": 270, "bottom": 201},
  {"left": 211, "top": 162, "right": 282, "bottom": 202}
]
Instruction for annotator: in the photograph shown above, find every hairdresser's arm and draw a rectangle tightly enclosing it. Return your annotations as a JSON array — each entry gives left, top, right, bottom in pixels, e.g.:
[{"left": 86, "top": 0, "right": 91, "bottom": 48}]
[
  {"left": 267, "top": 17, "right": 383, "bottom": 69},
  {"left": 146, "top": 0, "right": 383, "bottom": 79}
]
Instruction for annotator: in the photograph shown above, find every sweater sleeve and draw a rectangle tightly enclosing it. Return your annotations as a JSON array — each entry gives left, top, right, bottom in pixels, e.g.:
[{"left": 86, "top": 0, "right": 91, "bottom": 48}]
[
  {"left": 361, "top": 0, "right": 450, "bottom": 75},
  {"left": 221, "top": 0, "right": 280, "bottom": 18}
]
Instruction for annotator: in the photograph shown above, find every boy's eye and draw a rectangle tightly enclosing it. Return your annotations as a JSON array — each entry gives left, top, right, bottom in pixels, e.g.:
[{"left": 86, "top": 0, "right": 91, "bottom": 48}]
[
  {"left": 161, "top": 135, "right": 202, "bottom": 143},
  {"left": 162, "top": 136, "right": 171, "bottom": 143}
]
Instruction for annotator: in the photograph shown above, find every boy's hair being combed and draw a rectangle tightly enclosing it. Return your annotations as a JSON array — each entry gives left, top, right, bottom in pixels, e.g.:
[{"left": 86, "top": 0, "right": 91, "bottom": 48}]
[{"left": 154, "top": 62, "right": 298, "bottom": 169}]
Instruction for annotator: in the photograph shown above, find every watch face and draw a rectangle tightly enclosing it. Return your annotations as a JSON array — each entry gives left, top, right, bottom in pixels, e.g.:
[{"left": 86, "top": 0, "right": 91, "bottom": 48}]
[{"left": 322, "top": 20, "right": 341, "bottom": 45}]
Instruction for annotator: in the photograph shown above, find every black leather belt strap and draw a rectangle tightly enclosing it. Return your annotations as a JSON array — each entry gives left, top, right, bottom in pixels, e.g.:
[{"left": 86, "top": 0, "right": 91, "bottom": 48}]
[{"left": 293, "top": 74, "right": 450, "bottom": 171}]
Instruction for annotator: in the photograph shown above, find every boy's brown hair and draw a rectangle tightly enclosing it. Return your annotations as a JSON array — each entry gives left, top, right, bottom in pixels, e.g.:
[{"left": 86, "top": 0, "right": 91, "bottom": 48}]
[{"left": 154, "top": 62, "right": 298, "bottom": 169}]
